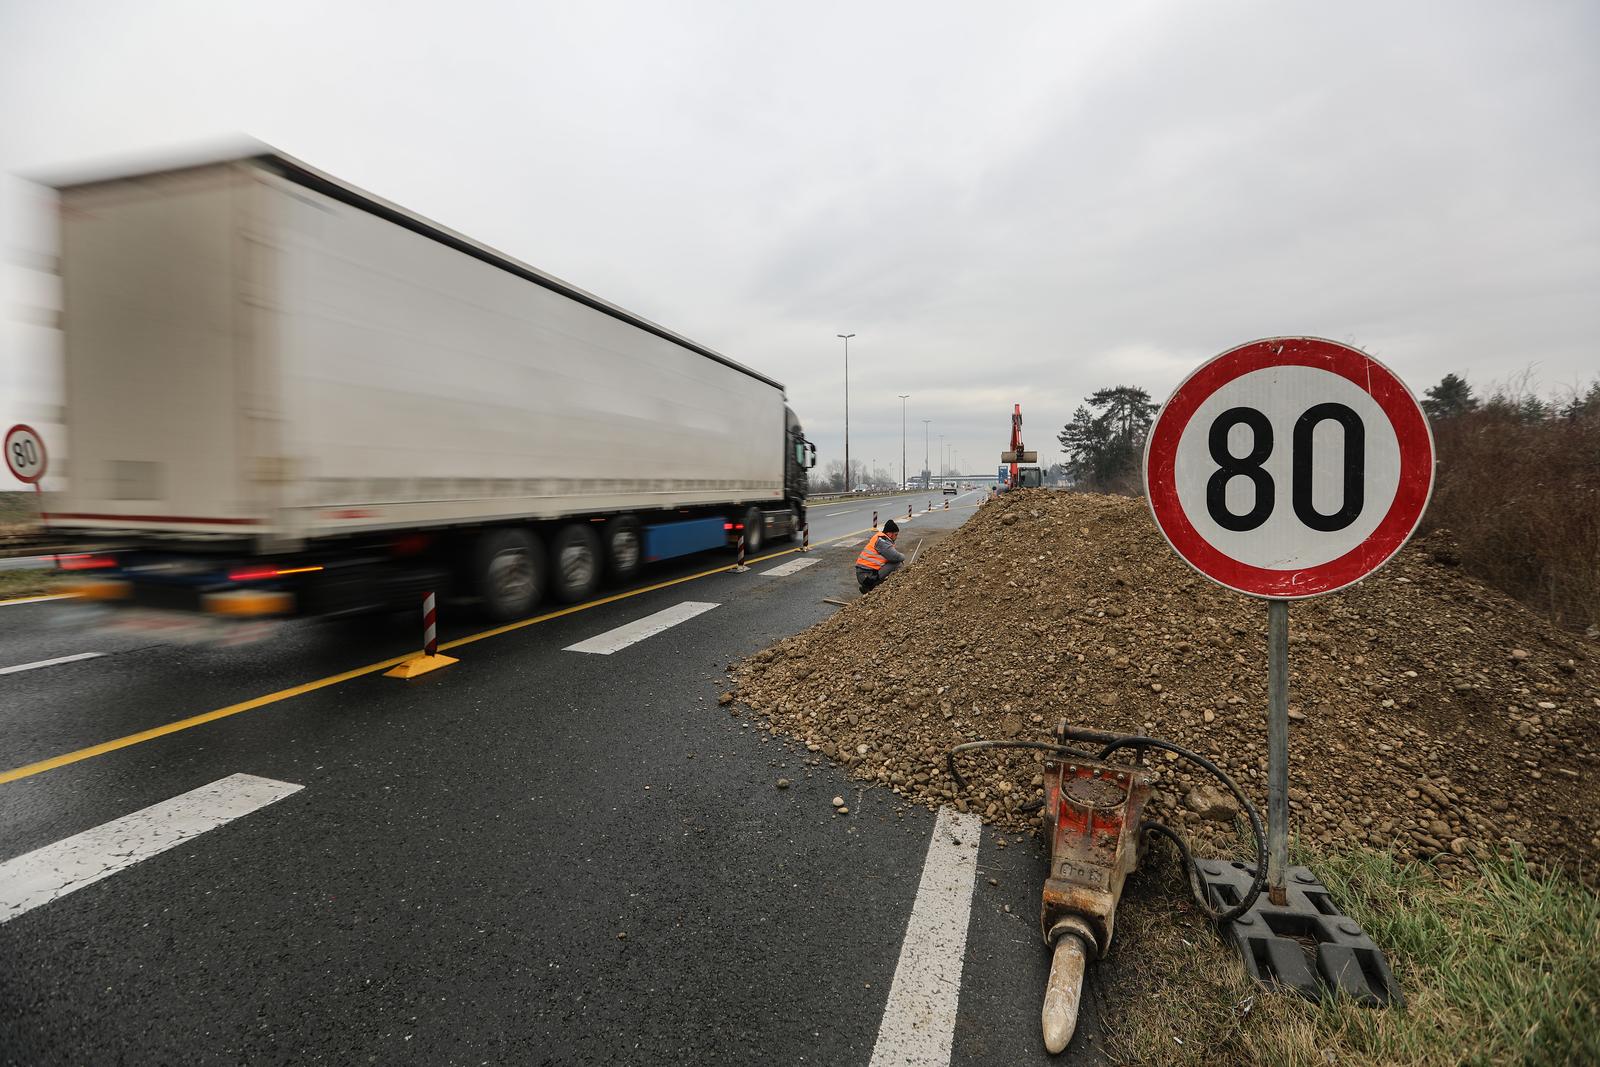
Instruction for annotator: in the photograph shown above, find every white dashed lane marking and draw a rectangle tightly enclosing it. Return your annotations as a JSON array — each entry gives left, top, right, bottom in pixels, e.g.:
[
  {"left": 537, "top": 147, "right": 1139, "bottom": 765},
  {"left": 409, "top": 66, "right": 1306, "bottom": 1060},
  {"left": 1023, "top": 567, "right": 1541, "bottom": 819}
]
[
  {"left": 0, "top": 773, "right": 303, "bottom": 924},
  {"left": 759, "top": 557, "right": 819, "bottom": 577},
  {"left": 0, "top": 652, "right": 103, "bottom": 675},
  {"left": 563, "top": 601, "right": 720, "bottom": 655}
]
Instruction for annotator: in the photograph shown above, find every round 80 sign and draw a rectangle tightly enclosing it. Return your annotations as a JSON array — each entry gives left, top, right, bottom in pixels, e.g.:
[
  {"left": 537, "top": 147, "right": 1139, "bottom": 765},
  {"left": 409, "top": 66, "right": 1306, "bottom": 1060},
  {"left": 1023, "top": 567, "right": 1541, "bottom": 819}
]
[
  {"left": 4, "top": 424, "right": 47, "bottom": 485},
  {"left": 1144, "top": 337, "right": 1434, "bottom": 599}
]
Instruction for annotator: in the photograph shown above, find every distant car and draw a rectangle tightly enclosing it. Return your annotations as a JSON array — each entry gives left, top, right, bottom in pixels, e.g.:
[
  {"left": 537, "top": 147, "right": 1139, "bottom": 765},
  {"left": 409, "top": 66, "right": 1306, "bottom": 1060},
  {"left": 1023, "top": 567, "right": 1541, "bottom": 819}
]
[{"left": 942, "top": 484, "right": 958, "bottom": 494}]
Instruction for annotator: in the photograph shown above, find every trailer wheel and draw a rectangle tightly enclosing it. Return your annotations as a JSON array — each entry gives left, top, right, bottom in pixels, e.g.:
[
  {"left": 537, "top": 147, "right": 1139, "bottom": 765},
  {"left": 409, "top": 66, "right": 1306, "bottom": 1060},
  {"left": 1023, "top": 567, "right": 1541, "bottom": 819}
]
[
  {"left": 551, "top": 523, "right": 602, "bottom": 603},
  {"left": 476, "top": 528, "right": 544, "bottom": 622},
  {"left": 784, "top": 503, "right": 803, "bottom": 542},
  {"left": 741, "top": 506, "right": 765, "bottom": 554},
  {"left": 605, "top": 516, "right": 642, "bottom": 582}
]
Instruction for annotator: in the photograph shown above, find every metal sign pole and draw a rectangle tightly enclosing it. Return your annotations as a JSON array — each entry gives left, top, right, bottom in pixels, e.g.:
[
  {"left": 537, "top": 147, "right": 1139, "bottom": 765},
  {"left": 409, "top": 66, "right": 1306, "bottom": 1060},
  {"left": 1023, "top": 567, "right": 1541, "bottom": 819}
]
[
  {"left": 35, "top": 483, "right": 59, "bottom": 570},
  {"left": 1266, "top": 598, "right": 1290, "bottom": 906}
]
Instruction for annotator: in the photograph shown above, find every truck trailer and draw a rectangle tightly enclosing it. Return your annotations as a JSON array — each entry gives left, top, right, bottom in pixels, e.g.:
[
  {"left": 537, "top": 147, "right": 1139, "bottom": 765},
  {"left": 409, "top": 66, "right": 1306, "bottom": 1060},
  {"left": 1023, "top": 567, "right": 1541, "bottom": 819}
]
[{"left": 46, "top": 149, "right": 814, "bottom": 621}]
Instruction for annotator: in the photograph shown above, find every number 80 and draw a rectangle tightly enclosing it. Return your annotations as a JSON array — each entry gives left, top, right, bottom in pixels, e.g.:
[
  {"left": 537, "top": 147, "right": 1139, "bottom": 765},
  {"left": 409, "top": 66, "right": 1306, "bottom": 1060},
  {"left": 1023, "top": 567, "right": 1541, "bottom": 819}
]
[{"left": 1205, "top": 404, "right": 1364, "bottom": 533}]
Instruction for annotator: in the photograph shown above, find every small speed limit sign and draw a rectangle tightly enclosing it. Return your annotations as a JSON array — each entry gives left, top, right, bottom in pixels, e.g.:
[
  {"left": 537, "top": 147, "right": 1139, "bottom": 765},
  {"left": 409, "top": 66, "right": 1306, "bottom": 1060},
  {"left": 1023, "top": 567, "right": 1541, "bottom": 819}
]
[
  {"left": 1145, "top": 337, "right": 1434, "bottom": 599},
  {"left": 4, "top": 424, "right": 48, "bottom": 485}
]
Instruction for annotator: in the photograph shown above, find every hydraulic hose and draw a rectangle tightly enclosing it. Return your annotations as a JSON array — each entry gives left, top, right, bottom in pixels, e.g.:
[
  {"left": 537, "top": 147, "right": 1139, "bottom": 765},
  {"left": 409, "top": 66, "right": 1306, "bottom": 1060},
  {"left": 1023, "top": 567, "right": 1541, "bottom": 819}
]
[
  {"left": 944, "top": 739, "right": 1098, "bottom": 793},
  {"left": 943, "top": 728, "right": 1267, "bottom": 924}
]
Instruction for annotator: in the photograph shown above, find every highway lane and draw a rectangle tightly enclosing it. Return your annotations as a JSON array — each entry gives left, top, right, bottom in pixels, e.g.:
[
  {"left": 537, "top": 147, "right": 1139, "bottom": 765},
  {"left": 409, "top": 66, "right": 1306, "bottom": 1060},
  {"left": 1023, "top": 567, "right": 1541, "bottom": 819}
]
[
  {"left": 0, "top": 489, "right": 971, "bottom": 775},
  {"left": 0, "top": 488, "right": 1114, "bottom": 1065}
]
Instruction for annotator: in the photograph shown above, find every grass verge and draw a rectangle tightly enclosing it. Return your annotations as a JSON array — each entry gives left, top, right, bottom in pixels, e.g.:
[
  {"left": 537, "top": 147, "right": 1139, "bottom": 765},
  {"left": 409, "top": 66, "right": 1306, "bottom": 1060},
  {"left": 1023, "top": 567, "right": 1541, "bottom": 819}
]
[
  {"left": 1102, "top": 848, "right": 1599, "bottom": 1066},
  {"left": 0, "top": 568, "right": 70, "bottom": 601}
]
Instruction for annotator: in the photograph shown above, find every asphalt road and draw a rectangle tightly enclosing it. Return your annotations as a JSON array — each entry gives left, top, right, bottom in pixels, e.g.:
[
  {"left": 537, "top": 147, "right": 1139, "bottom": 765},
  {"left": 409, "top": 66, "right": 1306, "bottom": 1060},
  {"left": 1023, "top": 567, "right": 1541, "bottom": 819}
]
[{"left": 1, "top": 489, "right": 1116, "bottom": 1066}]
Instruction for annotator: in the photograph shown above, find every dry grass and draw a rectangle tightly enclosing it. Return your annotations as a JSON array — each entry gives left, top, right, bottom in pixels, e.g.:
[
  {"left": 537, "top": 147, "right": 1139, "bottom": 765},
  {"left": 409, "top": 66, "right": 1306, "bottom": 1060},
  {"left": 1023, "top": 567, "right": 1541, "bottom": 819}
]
[
  {"left": 0, "top": 568, "right": 69, "bottom": 600},
  {"left": 1424, "top": 406, "right": 1600, "bottom": 632},
  {"left": 1101, "top": 848, "right": 1600, "bottom": 1066}
]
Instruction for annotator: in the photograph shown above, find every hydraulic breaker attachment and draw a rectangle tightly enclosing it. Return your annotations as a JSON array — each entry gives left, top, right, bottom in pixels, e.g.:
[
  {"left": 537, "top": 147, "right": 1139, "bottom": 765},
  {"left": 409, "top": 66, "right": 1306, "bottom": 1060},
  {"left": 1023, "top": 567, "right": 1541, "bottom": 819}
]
[{"left": 1038, "top": 754, "right": 1151, "bottom": 1053}]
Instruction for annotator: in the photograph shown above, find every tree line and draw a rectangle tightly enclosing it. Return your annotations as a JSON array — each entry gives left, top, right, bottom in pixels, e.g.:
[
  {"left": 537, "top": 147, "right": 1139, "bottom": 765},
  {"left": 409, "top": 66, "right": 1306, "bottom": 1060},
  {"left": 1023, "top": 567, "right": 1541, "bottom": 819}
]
[
  {"left": 1052, "top": 369, "right": 1598, "bottom": 629},
  {"left": 1054, "top": 373, "right": 1600, "bottom": 496}
]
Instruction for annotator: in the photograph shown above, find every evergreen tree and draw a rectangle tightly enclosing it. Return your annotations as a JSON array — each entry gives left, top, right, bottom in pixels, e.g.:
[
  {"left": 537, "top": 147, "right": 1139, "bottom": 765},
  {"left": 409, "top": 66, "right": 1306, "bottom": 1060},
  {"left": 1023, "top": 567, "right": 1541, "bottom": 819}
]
[
  {"left": 1057, "top": 386, "right": 1158, "bottom": 490},
  {"left": 1560, "top": 382, "right": 1600, "bottom": 421},
  {"left": 1517, "top": 395, "right": 1550, "bottom": 423},
  {"left": 1422, "top": 374, "right": 1478, "bottom": 420}
]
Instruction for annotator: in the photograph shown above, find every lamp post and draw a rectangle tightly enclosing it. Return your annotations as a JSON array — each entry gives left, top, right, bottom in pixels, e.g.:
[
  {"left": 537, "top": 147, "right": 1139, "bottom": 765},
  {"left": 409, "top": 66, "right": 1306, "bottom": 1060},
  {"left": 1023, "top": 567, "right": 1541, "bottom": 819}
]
[
  {"left": 837, "top": 333, "right": 855, "bottom": 492},
  {"left": 939, "top": 434, "right": 945, "bottom": 480},
  {"left": 922, "top": 419, "right": 931, "bottom": 489},
  {"left": 898, "top": 395, "right": 910, "bottom": 490}
]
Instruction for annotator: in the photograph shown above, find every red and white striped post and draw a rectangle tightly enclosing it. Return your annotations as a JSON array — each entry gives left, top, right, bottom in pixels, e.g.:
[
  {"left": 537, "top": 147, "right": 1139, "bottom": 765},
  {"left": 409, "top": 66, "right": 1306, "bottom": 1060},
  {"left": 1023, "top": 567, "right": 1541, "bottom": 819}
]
[
  {"left": 907, "top": 504, "right": 913, "bottom": 520},
  {"left": 802, "top": 523, "right": 810, "bottom": 552},
  {"left": 872, "top": 510, "right": 878, "bottom": 531},
  {"left": 423, "top": 591, "right": 439, "bottom": 656},
  {"left": 944, "top": 498, "right": 949, "bottom": 510},
  {"left": 734, "top": 529, "right": 748, "bottom": 572},
  {"left": 384, "top": 588, "right": 459, "bottom": 678},
  {"left": 926, "top": 498, "right": 932, "bottom": 512}
]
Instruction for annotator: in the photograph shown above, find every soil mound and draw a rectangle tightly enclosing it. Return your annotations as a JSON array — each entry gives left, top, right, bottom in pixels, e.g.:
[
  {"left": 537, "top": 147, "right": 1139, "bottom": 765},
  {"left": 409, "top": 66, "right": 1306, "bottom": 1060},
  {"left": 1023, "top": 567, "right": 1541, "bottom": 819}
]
[{"left": 736, "top": 490, "right": 1598, "bottom": 876}]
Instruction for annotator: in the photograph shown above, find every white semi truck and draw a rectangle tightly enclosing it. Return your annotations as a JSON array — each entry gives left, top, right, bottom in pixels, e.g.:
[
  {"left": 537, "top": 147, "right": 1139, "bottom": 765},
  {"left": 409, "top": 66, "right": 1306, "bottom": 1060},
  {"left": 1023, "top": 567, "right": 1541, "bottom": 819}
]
[{"left": 46, "top": 149, "right": 814, "bottom": 621}]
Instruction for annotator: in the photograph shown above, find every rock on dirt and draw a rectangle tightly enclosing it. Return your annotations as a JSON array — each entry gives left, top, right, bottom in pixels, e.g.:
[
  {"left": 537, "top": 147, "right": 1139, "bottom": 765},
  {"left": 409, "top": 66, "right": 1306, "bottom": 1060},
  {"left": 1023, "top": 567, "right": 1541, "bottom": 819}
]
[
  {"left": 1183, "top": 784, "right": 1240, "bottom": 823},
  {"left": 733, "top": 490, "right": 1599, "bottom": 877}
]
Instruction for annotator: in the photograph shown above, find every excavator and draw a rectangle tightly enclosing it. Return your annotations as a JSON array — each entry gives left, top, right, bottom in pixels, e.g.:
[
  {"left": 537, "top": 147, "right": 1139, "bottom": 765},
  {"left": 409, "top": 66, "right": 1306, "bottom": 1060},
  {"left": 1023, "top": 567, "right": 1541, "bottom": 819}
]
[{"left": 1000, "top": 403, "right": 1044, "bottom": 490}]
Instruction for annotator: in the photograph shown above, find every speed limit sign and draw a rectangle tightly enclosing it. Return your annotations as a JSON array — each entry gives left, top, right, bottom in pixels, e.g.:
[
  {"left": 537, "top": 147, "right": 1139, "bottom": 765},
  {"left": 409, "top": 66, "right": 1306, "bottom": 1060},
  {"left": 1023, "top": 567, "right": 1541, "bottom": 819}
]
[
  {"left": 1145, "top": 337, "right": 1434, "bottom": 599},
  {"left": 4, "top": 424, "right": 47, "bottom": 485}
]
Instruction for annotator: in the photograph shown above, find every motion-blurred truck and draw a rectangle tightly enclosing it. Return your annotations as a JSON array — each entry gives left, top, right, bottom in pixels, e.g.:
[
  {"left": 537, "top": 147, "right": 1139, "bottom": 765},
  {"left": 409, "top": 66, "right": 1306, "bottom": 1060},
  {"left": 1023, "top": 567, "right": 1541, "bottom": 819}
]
[{"left": 46, "top": 148, "right": 815, "bottom": 621}]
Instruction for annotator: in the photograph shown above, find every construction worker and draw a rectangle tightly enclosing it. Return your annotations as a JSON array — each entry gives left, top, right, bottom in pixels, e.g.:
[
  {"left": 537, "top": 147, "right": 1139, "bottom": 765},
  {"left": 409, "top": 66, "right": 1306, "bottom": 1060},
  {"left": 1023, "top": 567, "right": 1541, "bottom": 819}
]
[{"left": 855, "top": 519, "right": 904, "bottom": 593}]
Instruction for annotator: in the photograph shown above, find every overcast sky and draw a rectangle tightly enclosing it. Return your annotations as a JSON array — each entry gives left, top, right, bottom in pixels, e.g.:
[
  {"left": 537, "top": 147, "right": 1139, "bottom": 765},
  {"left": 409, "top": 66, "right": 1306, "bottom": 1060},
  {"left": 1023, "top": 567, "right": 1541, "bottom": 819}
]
[{"left": 3, "top": 0, "right": 1596, "bottom": 484}]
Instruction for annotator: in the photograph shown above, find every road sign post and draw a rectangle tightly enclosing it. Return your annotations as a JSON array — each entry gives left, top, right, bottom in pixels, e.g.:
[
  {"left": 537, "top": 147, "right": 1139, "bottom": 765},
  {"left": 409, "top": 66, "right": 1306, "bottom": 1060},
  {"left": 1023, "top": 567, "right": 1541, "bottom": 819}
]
[
  {"left": 1145, "top": 337, "right": 1434, "bottom": 906},
  {"left": 1266, "top": 598, "right": 1289, "bottom": 902},
  {"left": 5, "top": 425, "right": 55, "bottom": 569}
]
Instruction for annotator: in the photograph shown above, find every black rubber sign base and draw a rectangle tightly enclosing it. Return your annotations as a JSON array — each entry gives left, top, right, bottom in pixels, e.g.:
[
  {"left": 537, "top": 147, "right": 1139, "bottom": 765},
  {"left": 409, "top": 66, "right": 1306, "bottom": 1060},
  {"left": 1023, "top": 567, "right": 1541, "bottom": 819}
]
[{"left": 1195, "top": 860, "right": 1405, "bottom": 1007}]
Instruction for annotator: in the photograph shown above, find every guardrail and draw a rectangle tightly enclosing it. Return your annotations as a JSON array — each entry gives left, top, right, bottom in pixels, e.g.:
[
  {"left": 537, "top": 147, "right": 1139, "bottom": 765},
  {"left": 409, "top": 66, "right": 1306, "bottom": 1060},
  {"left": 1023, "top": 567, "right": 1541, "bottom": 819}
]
[{"left": 809, "top": 487, "right": 969, "bottom": 502}]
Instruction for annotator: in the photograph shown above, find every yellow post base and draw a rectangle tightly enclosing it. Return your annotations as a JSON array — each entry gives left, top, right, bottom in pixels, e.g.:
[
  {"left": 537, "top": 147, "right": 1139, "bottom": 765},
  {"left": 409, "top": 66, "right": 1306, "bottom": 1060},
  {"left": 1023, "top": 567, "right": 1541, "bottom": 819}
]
[{"left": 384, "top": 653, "right": 459, "bottom": 679}]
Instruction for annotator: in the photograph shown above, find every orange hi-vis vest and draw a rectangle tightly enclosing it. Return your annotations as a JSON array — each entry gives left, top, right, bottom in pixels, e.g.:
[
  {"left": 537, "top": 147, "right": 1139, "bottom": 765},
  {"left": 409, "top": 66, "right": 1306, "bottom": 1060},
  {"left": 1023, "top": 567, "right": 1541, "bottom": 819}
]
[{"left": 856, "top": 532, "right": 891, "bottom": 570}]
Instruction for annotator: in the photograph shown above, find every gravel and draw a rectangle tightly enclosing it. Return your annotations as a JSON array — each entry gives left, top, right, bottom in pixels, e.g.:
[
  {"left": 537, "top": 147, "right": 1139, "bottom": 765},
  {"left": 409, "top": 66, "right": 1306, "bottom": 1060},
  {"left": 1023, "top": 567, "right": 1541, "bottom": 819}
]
[{"left": 735, "top": 490, "right": 1599, "bottom": 877}]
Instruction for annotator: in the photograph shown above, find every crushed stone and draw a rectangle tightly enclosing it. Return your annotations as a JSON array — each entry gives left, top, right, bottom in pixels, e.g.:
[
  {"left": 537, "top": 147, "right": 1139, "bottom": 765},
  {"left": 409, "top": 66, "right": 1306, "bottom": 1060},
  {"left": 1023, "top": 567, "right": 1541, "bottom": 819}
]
[{"left": 735, "top": 490, "right": 1599, "bottom": 877}]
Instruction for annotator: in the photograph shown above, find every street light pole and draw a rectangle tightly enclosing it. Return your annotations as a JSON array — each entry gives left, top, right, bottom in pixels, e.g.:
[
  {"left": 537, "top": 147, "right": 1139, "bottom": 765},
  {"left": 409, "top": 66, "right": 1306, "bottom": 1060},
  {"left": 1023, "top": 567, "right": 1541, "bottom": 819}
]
[
  {"left": 922, "top": 419, "right": 931, "bottom": 489},
  {"left": 898, "top": 395, "right": 910, "bottom": 490},
  {"left": 939, "top": 434, "right": 945, "bottom": 479},
  {"left": 837, "top": 333, "right": 855, "bottom": 492}
]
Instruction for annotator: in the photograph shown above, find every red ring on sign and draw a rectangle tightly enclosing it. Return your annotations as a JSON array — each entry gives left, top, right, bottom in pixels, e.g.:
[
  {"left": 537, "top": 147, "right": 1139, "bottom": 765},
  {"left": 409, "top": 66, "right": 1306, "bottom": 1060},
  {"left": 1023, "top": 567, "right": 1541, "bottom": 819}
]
[
  {"left": 4, "top": 423, "right": 47, "bottom": 485},
  {"left": 1145, "top": 338, "right": 1434, "bottom": 598}
]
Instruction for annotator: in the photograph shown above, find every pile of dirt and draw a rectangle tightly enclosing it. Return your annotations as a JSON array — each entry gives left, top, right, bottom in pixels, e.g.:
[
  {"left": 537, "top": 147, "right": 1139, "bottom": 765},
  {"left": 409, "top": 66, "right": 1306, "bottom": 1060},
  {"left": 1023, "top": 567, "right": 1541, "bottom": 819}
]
[{"left": 735, "top": 490, "right": 1599, "bottom": 877}]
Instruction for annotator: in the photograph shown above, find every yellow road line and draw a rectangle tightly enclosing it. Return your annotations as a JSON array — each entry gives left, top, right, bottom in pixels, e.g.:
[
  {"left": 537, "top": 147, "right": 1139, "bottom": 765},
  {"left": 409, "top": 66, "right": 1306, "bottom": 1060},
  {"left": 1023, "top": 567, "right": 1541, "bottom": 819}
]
[
  {"left": 0, "top": 593, "right": 78, "bottom": 608},
  {"left": 0, "top": 529, "right": 880, "bottom": 786}
]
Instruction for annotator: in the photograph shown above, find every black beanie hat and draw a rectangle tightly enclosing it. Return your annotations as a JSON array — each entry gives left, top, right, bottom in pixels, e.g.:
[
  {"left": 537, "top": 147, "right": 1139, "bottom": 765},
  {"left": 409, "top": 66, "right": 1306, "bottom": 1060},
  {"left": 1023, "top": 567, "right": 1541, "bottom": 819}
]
[{"left": 883, "top": 519, "right": 899, "bottom": 533}]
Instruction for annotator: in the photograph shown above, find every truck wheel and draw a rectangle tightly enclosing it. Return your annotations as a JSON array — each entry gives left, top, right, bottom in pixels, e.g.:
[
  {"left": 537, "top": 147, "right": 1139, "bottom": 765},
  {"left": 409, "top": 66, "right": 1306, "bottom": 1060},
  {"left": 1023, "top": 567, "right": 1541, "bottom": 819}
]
[
  {"left": 784, "top": 503, "right": 803, "bottom": 543},
  {"left": 476, "top": 528, "right": 544, "bottom": 621},
  {"left": 741, "top": 506, "right": 765, "bottom": 554},
  {"left": 551, "top": 523, "right": 602, "bottom": 603},
  {"left": 604, "top": 516, "right": 643, "bottom": 582}
]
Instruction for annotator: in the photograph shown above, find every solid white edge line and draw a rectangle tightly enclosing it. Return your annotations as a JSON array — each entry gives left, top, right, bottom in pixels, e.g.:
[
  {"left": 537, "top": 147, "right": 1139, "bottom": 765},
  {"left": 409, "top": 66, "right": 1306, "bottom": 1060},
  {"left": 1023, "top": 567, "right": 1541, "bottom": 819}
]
[
  {"left": 562, "top": 600, "right": 720, "bottom": 655},
  {"left": 0, "top": 772, "right": 303, "bottom": 923},
  {"left": 868, "top": 807, "right": 983, "bottom": 1067},
  {"left": 0, "top": 651, "right": 104, "bottom": 676}
]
